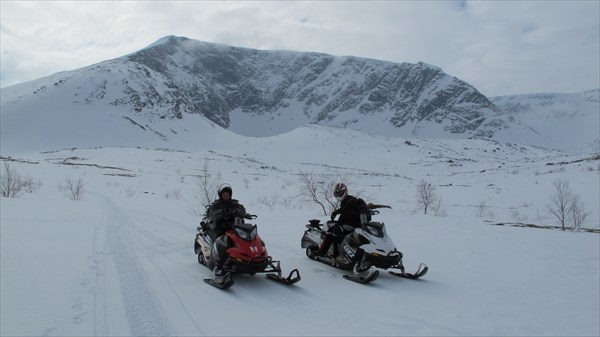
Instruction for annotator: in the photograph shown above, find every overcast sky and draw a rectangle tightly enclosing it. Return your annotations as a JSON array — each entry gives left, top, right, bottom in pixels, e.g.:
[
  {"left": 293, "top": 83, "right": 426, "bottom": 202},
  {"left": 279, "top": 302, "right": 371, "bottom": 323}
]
[{"left": 1, "top": 1, "right": 598, "bottom": 97}]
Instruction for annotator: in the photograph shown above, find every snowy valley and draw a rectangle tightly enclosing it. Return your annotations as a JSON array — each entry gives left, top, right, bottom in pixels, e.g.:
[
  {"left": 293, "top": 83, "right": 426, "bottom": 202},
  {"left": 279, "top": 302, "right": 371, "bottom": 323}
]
[
  {"left": 1, "top": 126, "right": 599, "bottom": 336},
  {"left": 1, "top": 36, "right": 599, "bottom": 336}
]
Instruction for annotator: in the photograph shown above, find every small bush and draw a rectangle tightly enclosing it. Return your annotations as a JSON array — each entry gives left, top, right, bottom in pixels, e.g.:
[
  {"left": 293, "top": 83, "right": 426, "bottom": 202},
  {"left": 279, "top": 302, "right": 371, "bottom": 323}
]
[
  {"left": 60, "top": 177, "right": 86, "bottom": 200},
  {"left": 416, "top": 180, "right": 436, "bottom": 215},
  {"left": 1, "top": 162, "right": 24, "bottom": 197},
  {"left": 546, "top": 178, "right": 588, "bottom": 230},
  {"left": 22, "top": 176, "right": 41, "bottom": 193}
]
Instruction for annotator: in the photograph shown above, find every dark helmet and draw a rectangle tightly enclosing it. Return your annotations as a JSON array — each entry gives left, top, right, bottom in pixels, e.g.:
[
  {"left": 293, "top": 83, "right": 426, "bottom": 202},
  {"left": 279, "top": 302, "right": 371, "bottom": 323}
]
[
  {"left": 218, "top": 183, "right": 232, "bottom": 199},
  {"left": 333, "top": 183, "right": 348, "bottom": 201}
]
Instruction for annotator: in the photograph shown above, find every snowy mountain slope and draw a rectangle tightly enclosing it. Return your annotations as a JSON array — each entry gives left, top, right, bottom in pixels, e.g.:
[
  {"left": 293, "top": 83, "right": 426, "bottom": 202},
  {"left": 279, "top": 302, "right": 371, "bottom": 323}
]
[
  {"left": 126, "top": 36, "right": 505, "bottom": 136},
  {"left": 491, "top": 89, "right": 600, "bottom": 152},
  {"left": 0, "top": 65, "right": 250, "bottom": 155},
  {"left": 1, "top": 130, "right": 598, "bottom": 336},
  {"left": 4, "top": 35, "right": 594, "bottom": 154}
]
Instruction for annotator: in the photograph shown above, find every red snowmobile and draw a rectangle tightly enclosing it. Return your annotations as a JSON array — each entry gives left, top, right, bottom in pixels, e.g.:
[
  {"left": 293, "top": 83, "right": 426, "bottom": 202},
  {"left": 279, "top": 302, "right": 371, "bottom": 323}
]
[{"left": 195, "top": 214, "right": 300, "bottom": 289}]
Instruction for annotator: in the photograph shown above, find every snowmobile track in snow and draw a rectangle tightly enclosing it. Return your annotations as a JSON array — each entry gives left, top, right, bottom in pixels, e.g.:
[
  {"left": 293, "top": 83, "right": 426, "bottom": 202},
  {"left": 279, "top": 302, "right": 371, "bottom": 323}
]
[{"left": 100, "top": 196, "right": 173, "bottom": 336}]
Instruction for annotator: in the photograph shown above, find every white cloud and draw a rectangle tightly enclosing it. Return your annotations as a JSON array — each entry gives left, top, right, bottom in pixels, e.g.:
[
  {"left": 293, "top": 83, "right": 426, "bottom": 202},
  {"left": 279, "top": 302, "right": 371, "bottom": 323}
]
[{"left": 1, "top": 1, "right": 598, "bottom": 96}]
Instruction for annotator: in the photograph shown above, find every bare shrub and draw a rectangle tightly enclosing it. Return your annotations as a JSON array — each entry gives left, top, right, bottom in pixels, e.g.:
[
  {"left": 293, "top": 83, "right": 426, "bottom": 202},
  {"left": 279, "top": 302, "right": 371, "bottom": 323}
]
[
  {"left": 416, "top": 180, "right": 436, "bottom": 215},
  {"left": 1, "top": 162, "right": 24, "bottom": 197},
  {"left": 164, "top": 188, "right": 182, "bottom": 200},
  {"left": 195, "top": 157, "right": 222, "bottom": 208},
  {"left": 257, "top": 195, "right": 277, "bottom": 211},
  {"left": 510, "top": 209, "right": 528, "bottom": 223},
  {"left": 281, "top": 196, "right": 296, "bottom": 209},
  {"left": 546, "top": 178, "right": 588, "bottom": 230},
  {"left": 476, "top": 200, "right": 489, "bottom": 217},
  {"left": 546, "top": 179, "right": 571, "bottom": 229},
  {"left": 22, "top": 175, "right": 41, "bottom": 193},
  {"left": 61, "top": 177, "right": 85, "bottom": 200},
  {"left": 569, "top": 194, "right": 588, "bottom": 231},
  {"left": 432, "top": 197, "right": 447, "bottom": 217},
  {"left": 297, "top": 171, "right": 348, "bottom": 215}
]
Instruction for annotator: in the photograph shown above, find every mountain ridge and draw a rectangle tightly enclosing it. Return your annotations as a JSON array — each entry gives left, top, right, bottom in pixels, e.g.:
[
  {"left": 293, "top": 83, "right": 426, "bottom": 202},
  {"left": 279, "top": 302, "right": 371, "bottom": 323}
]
[
  {"left": 125, "top": 36, "right": 504, "bottom": 136},
  {"left": 1, "top": 35, "right": 598, "bottom": 154}
]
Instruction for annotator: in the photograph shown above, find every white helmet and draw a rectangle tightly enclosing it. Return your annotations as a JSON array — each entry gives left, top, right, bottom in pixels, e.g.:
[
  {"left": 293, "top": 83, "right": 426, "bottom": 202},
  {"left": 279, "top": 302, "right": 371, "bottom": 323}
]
[
  {"left": 218, "top": 183, "right": 232, "bottom": 199},
  {"left": 333, "top": 183, "right": 348, "bottom": 201}
]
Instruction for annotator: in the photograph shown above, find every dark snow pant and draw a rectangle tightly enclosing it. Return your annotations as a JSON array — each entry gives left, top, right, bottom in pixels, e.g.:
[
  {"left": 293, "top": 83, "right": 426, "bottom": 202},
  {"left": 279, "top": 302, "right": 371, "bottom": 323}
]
[
  {"left": 318, "top": 224, "right": 347, "bottom": 257},
  {"left": 213, "top": 235, "right": 230, "bottom": 270}
]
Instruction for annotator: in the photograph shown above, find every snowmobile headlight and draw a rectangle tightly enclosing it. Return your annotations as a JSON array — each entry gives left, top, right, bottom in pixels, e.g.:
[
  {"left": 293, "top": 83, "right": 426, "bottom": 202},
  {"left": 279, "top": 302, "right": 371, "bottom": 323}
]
[
  {"left": 235, "top": 227, "right": 250, "bottom": 240},
  {"left": 235, "top": 225, "right": 258, "bottom": 241}
]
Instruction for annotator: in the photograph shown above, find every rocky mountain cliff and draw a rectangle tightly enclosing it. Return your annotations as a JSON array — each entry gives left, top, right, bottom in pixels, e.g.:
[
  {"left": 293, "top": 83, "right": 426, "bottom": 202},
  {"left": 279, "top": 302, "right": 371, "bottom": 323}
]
[
  {"left": 122, "top": 36, "right": 506, "bottom": 137},
  {"left": 2, "top": 35, "right": 597, "bottom": 153}
]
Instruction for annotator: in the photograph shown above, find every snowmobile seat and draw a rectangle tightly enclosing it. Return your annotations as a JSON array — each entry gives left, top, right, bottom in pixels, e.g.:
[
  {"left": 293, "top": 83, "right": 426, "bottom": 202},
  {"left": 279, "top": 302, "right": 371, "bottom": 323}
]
[{"left": 307, "top": 219, "right": 322, "bottom": 228}]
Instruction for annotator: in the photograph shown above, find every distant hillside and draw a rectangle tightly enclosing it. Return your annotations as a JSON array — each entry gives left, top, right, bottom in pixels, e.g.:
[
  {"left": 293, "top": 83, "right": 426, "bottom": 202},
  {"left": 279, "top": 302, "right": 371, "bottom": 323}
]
[{"left": 491, "top": 89, "right": 599, "bottom": 152}]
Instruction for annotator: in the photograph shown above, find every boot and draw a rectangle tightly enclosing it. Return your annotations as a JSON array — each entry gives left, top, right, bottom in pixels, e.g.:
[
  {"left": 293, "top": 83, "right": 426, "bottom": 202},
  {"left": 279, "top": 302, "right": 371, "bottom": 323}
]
[
  {"left": 213, "top": 265, "right": 226, "bottom": 277},
  {"left": 331, "top": 233, "right": 342, "bottom": 257},
  {"left": 315, "top": 234, "right": 333, "bottom": 256},
  {"left": 332, "top": 245, "right": 339, "bottom": 258}
]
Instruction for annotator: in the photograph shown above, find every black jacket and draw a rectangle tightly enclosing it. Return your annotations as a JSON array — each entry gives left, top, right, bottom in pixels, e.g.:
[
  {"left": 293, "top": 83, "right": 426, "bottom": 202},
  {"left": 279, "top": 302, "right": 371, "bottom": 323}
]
[
  {"left": 332, "top": 195, "right": 364, "bottom": 228},
  {"left": 208, "top": 198, "right": 246, "bottom": 231}
]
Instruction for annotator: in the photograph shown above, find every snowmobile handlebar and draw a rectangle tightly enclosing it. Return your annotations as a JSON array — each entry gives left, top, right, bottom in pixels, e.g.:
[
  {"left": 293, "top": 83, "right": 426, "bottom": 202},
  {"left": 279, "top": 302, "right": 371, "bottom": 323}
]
[
  {"left": 244, "top": 214, "right": 257, "bottom": 220},
  {"left": 367, "top": 203, "right": 392, "bottom": 209}
]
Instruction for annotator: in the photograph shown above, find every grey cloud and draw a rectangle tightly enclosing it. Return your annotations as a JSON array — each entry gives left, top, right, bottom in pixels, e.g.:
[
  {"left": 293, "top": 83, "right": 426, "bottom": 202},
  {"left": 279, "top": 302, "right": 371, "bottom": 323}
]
[{"left": 0, "top": 1, "right": 598, "bottom": 95}]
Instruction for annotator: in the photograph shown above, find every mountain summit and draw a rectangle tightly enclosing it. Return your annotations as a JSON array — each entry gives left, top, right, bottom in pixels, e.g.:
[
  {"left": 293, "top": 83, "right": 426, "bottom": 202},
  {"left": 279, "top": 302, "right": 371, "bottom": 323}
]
[
  {"left": 124, "top": 36, "right": 504, "bottom": 138},
  {"left": 1, "top": 36, "right": 597, "bottom": 153}
]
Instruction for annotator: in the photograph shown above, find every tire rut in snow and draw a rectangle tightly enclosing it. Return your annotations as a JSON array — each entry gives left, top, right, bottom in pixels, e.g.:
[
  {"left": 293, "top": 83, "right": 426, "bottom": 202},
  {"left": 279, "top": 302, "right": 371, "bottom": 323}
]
[{"left": 104, "top": 197, "right": 172, "bottom": 336}]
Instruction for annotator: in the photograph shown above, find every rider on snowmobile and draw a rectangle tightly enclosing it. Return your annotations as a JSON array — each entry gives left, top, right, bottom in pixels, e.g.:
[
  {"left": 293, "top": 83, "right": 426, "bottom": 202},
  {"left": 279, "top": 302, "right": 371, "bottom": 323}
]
[
  {"left": 208, "top": 184, "right": 248, "bottom": 275},
  {"left": 314, "top": 183, "right": 369, "bottom": 257}
]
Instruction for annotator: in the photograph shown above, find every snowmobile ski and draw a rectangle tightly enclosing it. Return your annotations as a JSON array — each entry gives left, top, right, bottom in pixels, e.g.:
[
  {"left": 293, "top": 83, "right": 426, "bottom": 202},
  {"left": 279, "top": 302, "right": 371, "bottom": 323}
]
[
  {"left": 389, "top": 263, "right": 428, "bottom": 280},
  {"left": 343, "top": 269, "right": 379, "bottom": 284},
  {"left": 342, "top": 264, "right": 380, "bottom": 284},
  {"left": 265, "top": 268, "right": 301, "bottom": 285},
  {"left": 312, "top": 254, "right": 379, "bottom": 283},
  {"left": 203, "top": 273, "right": 234, "bottom": 289}
]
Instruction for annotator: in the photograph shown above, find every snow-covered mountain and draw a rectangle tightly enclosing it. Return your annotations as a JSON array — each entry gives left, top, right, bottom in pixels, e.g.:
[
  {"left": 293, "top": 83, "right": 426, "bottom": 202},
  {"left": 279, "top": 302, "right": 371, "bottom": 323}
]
[
  {"left": 124, "top": 36, "right": 505, "bottom": 137},
  {"left": 491, "top": 89, "right": 600, "bottom": 152},
  {"left": 1, "top": 35, "right": 598, "bottom": 155}
]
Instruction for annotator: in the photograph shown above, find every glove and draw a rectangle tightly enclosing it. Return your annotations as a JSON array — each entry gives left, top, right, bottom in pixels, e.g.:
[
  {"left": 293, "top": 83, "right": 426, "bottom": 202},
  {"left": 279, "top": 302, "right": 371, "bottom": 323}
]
[
  {"left": 223, "top": 208, "right": 235, "bottom": 218},
  {"left": 330, "top": 210, "right": 340, "bottom": 221}
]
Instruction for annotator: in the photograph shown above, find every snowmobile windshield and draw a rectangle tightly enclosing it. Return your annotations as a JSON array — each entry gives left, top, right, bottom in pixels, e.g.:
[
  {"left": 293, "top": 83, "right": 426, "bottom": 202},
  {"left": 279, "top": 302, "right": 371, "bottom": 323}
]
[
  {"left": 365, "top": 222, "right": 385, "bottom": 238},
  {"left": 235, "top": 223, "right": 257, "bottom": 240}
]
